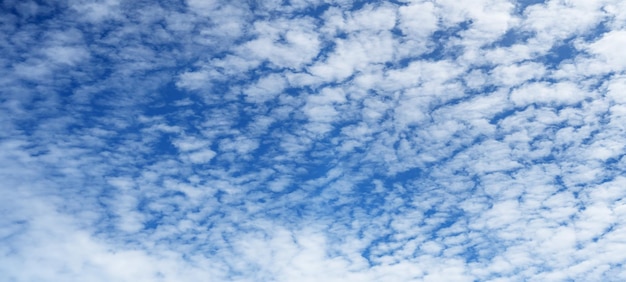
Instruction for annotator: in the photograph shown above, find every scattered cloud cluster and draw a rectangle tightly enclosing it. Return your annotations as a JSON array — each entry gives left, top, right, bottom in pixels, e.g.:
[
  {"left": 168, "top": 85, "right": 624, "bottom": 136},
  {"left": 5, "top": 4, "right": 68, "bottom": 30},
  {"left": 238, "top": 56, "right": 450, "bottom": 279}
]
[{"left": 2, "top": 0, "right": 626, "bottom": 281}]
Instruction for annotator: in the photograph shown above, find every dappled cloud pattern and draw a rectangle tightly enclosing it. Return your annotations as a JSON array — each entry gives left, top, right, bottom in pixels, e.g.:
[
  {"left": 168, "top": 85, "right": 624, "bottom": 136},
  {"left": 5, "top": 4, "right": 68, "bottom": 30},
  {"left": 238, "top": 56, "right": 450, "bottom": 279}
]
[{"left": 2, "top": 0, "right": 626, "bottom": 281}]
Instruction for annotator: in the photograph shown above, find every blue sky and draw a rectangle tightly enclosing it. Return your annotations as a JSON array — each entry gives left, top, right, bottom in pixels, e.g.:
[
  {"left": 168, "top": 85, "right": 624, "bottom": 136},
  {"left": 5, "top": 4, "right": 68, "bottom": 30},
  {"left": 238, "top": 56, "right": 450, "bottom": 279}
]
[{"left": 2, "top": 0, "right": 626, "bottom": 281}]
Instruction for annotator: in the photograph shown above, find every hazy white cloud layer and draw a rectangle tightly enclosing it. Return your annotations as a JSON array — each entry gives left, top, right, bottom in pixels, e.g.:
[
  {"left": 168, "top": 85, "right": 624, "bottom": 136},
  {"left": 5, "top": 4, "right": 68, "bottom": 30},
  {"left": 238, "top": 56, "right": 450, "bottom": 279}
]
[{"left": 2, "top": 0, "right": 626, "bottom": 281}]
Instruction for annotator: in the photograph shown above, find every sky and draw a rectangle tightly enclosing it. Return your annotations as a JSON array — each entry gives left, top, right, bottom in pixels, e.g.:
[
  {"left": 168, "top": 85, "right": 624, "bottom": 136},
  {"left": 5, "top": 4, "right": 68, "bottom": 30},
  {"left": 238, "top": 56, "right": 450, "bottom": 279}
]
[{"left": 1, "top": 0, "right": 626, "bottom": 281}]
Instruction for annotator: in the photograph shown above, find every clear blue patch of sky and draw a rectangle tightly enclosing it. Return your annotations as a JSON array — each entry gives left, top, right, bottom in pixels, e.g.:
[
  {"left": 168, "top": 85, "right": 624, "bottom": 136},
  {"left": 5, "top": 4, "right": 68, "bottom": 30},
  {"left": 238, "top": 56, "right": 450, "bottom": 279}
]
[
  {"left": 514, "top": 0, "right": 546, "bottom": 14},
  {"left": 490, "top": 28, "right": 534, "bottom": 48},
  {"left": 422, "top": 20, "right": 472, "bottom": 61},
  {"left": 349, "top": 0, "right": 403, "bottom": 11},
  {"left": 539, "top": 37, "right": 578, "bottom": 69}
]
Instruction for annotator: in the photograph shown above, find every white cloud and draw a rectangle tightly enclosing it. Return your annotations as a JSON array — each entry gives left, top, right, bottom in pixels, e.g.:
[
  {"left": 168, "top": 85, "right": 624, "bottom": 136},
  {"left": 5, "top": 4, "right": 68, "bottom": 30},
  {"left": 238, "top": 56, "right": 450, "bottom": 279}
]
[
  {"left": 185, "top": 0, "right": 218, "bottom": 14},
  {"left": 44, "top": 46, "right": 90, "bottom": 65},
  {"left": 187, "top": 149, "right": 216, "bottom": 164},
  {"left": 491, "top": 61, "right": 546, "bottom": 87},
  {"left": 522, "top": 0, "right": 605, "bottom": 43},
  {"left": 509, "top": 81, "right": 587, "bottom": 106},
  {"left": 240, "top": 18, "right": 321, "bottom": 70},
  {"left": 606, "top": 76, "right": 626, "bottom": 103},
  {"left": 70, "top": 0, "right": 122, "bottom": 23},
  {"left": 398, "top": 2, "right": 438, "bottom": 38},
  {"left": 176, "top": 70, "right": 212, "bottom": 91},
  {"left": 3, "top": 0, "right": 626, "bottom": 281},
  {"left": 586, "top": 30, "right": 626, "bottom": 72},
  {"left": 244, "top": 73, "right": 288, "bottom": 103}
]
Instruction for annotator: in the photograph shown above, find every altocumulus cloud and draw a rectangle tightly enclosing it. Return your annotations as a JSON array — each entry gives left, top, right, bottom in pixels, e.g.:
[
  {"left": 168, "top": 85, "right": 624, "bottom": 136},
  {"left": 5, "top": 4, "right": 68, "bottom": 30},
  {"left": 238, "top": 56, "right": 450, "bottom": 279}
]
[{"left": 1, "top": 0, "right": 626, "bottom": 281}]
